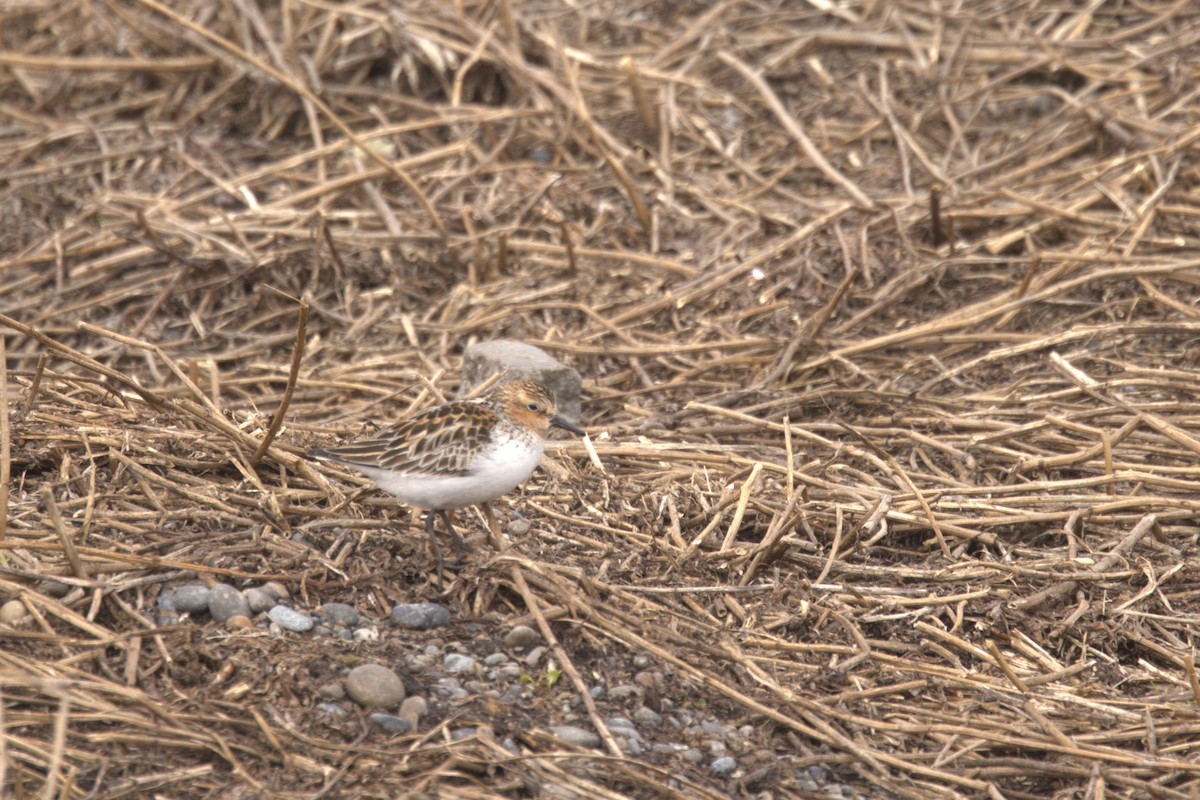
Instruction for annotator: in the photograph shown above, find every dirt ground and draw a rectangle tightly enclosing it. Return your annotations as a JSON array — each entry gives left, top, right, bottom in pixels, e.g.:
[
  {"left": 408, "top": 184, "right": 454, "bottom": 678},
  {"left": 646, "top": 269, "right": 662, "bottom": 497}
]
[{"left": 4, "top": 1, "right": 1200, "bottom": 798}]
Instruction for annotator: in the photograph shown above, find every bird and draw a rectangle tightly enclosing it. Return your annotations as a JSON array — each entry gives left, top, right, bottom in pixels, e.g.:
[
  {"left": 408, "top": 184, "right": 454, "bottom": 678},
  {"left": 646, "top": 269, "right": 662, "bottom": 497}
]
[{"left": 307, "top": 379, "right": 585, "bottom": 586}]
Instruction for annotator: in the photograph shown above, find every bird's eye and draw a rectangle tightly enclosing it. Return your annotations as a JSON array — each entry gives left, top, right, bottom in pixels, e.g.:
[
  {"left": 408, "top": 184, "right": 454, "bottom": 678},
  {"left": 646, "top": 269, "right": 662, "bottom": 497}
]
[{"left": 527, "top": 402, "right": 540, "bottom": 412}]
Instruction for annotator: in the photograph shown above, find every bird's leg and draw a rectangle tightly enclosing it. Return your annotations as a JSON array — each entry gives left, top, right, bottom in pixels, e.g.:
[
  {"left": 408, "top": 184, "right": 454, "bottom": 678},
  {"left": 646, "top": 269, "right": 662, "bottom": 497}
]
[
  {"left": 424, "top": 511, "right": 447, "bottom": 590},
  {"left": 438, "top": 510, "right": 469, "bottom": 560},
  {"left": 481, "top": 503, "right": 505, "bottom": 551}
]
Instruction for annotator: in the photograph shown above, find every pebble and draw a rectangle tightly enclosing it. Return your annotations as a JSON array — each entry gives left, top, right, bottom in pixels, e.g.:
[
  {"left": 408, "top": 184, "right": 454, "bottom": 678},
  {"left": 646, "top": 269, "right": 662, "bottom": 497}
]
[
  {"left": 700, "top": 720, "right": 727, "bottom": 735},
  {"left": 390, "top": 602, "right": 451, "bottom": 629},
  {"left": 483, "top": 653, "right": 509, "bottom": 666},
  {"left": 589, "top": 686, "right": 605, "bottom": 700},
  {"left": 632, "top": 707, "right": 663, "bottom": 727},
  {"left": 711, "top": 756, "right": 737, "bottom": 776},
  {"left": 345, "top": 664, "right": 406, "bottom": 708},
  {"left": 444, "top": 653, "right": 476, "bottom": 674},
  {"left": 261, "top": 581, "right": 290, "bottom": 602},
  {"left": 681, "top": 748, "right": 704, "bottom": 764},
  {"left": 0, "top": 600, "right": 25, "bottom": 624},
  {"left": 172, "top": 584, "right": 212, "bottom": 613},
  {"left": 523, "top": 646, "right": 547, "bottom": 667},
  {"left": 548, "top": 725, "right": 600, "bottom": 748},
  {"left": 37, "top": 580, "right": 71, "bottom": 598},
  {"left": 208, "top": 584, "right": 250, "bottom": 623},
  {"left": 225, "top": 615, "right": 253, "bottom": 631},
  {"left": 507, "top": 518, "right": 531, "bottom": 536},
  {"left": 607, "top": 685, "right": 640, "bottom": 701},
  {"left": 368, "top": 713, "right": 412, "bottom": 735},
  {"left": 268, "top": 605, "right": 314, "bottom": 633},
  {"left": 318, "top": 682, "right": 346, "bottom": 701},
  {"left": 353, "top": 627, "right": 379, "bottom": 642},
  {"left": 244, "top": 588, "right": 276, "bottom": 614},
  {"left": 434, "top": 677, "right": 469, "bottom": 701},
  {"left": 320, "top": 602, "right": 360, "bottom": 627},
  {"left": 504, "top": 624, "right": 540, "bottom": 649}
]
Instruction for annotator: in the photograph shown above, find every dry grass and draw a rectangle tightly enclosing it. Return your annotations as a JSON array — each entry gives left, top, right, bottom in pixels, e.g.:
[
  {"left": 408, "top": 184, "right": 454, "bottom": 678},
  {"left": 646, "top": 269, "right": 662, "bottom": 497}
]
[{"left": 4, "top": 0, "right": 1200, "bottom": 797}]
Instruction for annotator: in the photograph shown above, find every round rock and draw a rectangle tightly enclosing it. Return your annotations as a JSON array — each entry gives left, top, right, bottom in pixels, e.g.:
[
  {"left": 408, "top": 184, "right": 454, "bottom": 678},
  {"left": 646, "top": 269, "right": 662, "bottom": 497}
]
[
  {"left": 505, "top": 624, "right": 541, "bottom": 650},
  {"left": 208, "top": 584, "right": 250, "bottom": 623},
  {"left": 320, "top": 602, "right": 360, "bottom": 627},
  {"left": 549, "top": 725, "right": 600, "bottom": 748},
  {"left": 244, "top": 588, "right": 276, "bottom": 614},
  {"left": 444, "top": 653, "right": 476, "bottom": 674},
  {"left": 268, "top": 605, "right": 314, "bottom": 633},
  {"left": 0, "top": 599, "right": 26, "bottom": 624},
  {"left": 172, "top": 584, "right": 212, "bottom": 613},
  {"left": 711, "top": 756, "right": 738, "bottom": 776},
  {"left": 368, "top": 713, "right": 413, "bottom": 735},
  {"left": 390, "top": 602, "right": 451, "bottom": 629},
  {"left": 261, "top": 581, "right": 290, "bottom": 602},
  {"left": 346, "top": 664, "right": 406, "bottom": 708}
]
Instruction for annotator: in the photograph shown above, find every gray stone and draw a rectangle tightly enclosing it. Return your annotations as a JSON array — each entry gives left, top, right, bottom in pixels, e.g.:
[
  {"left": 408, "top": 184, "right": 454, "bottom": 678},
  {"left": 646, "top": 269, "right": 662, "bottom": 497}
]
[
  {"left": 681, "top": 748, "right": 704, "bottom": 764},
  {"left": 444, "top": 653, "right": 476, "bottom": 674},
  {"left": 368, "top": 713, "right": 413, "bottom": 734},
  {"left": 173, "top": 584, "right": 212, "bottom": 613},
  {"left": 390, "top": 602, "right": 451, "bottom": 629},
  {"left": 345, "top": 664, "right": 406, "bottom": 708},
  {"left": 244, "top": 588, "right": 276, "bottom": 614},
  {"left": 37, "top": 580, "right": 71, "bottom": 598},
  {"left": 0, "top": 599, "right": 26, "bottom": 624},
  {"left": 711, "top": 756, "right": 737, "bottom": 776},
  {"left": 261, "top": 581, "right": 290, "bottom": 602},
  {"left": 523, "top": 646, "right": 547, "bottom": 667},
  {"left": 208, "top": 584, "right": 250, "bottom": 623},
  {"left": 460, "top": 340, "right": 582, "bottom": 424},
  {"left": 484, "top": 652, "right": 509, "bottom": 666},
  {"left": 504, "top": 624, "right": 541, "bottom": 650},
  {"left": 632, "top": 707, "right": 663, "bottom": 727},
  {"left": 607, "top": 684, "right": 640, "bottom": 701},
  {"left": 589, "top": 686, "right": 605, "bottom": 700},
  {"left": 268, "top": 605, "right": 314, "bottom": 632},
  {"left": 320, "top": 602, "right": 360, "bottom": 627},
  {"left": 549, "top": 725, "right": 600, "bottom": 748}
]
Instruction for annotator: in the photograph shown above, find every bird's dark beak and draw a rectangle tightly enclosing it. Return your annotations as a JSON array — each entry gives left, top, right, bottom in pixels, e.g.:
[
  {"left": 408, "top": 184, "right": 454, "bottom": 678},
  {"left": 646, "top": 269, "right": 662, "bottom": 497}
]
[{"left": 550, "top": 415, "right": 586, "bottom": 436}]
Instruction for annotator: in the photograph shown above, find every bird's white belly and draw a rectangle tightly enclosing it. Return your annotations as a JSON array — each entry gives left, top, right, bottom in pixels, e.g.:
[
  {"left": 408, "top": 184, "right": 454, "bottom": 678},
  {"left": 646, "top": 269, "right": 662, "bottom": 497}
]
[{"left": 360, "top": 437, "right": 545, "bottom": 510}]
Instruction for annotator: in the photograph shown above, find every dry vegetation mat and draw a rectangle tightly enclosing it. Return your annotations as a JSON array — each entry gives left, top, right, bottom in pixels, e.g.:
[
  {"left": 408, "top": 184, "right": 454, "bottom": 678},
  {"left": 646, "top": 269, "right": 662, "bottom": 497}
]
[{"left": 3, "top": 1, "right": 1200, "bottom": 797}]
